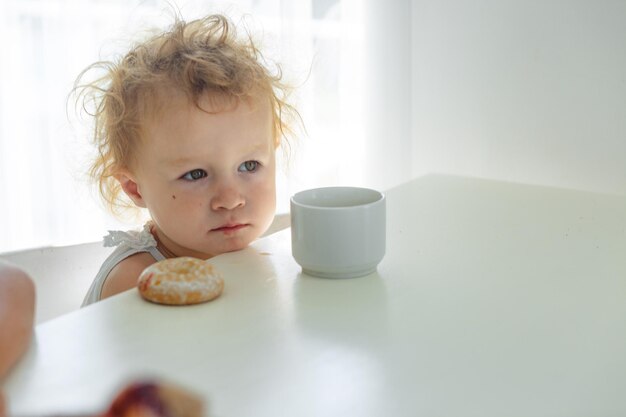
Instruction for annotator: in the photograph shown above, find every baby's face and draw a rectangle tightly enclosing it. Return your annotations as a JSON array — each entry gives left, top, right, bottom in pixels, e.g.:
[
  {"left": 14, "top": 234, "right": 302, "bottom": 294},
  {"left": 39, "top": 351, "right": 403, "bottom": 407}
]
[{"left": 129, "top": 93, "right": 277, "bottom": 259}]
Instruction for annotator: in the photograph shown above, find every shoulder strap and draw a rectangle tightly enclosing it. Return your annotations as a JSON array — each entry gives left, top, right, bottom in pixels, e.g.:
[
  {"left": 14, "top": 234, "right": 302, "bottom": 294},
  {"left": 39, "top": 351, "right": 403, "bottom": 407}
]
[{"left": 81, "top": 245, "right": 166, "bottom": 307}]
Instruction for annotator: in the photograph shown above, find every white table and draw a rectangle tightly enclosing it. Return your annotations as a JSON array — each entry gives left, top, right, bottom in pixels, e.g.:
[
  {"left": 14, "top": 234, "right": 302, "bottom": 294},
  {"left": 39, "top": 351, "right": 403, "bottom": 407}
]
[{"left": 5, "top": 175, "right": 626, "bottom": 416}]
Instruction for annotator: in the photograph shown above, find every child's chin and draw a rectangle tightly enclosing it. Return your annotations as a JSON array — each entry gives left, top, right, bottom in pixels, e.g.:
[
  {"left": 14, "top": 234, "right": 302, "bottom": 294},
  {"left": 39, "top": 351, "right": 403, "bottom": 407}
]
[{"left": 217, "top": 239, "right": 253, "bottom": 254}]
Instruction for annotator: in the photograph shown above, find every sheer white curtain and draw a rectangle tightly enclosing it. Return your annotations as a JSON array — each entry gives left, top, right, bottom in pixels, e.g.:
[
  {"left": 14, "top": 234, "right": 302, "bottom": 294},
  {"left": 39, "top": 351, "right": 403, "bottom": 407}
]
[{"left": 0, "top": 0, "right": 413, "bottom": 253}]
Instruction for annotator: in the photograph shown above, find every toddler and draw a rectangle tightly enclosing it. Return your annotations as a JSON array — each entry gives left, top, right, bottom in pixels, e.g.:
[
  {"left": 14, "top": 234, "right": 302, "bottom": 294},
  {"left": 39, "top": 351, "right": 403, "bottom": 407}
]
[{"left": 76, "top": 14, "right": 298, "bottom": 306}]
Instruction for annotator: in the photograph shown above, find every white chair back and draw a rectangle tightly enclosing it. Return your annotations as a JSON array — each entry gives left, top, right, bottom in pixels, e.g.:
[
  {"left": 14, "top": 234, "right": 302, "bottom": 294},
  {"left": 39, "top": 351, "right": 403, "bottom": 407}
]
[{"left": 1, "top": 241, "right": 110, "bottom": 324}]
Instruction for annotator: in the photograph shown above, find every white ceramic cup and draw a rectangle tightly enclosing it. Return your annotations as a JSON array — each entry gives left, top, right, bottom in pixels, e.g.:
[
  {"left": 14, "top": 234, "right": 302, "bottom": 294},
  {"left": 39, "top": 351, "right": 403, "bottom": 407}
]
[{"left": 290, "top": 186, "right": 386, "bottom": 278}]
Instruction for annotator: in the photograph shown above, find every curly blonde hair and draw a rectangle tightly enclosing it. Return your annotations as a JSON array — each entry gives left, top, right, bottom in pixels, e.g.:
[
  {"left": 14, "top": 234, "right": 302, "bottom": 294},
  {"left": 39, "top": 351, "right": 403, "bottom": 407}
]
[{"left": 74, "top": 14, "right": 298, "bottom": 215}]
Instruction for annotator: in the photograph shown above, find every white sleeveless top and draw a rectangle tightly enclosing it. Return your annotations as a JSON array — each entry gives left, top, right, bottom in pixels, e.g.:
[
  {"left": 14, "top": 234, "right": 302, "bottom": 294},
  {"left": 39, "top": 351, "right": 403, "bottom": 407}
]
[{"left": 81, "top": 223, "right": 166, "bottom": 307}]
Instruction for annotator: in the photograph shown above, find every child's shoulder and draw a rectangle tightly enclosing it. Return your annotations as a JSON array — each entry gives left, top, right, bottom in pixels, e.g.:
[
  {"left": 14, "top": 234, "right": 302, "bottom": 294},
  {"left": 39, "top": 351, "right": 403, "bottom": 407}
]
[{"left": 101, "top": 252, "right": 156, "bottom": 300}]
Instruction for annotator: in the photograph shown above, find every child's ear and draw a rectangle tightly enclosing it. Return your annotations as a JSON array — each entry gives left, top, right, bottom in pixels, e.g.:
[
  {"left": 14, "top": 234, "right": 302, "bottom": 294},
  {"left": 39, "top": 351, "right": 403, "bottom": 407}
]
[{"left": 116, "top": 171, "right": 147, "bottom": 208}]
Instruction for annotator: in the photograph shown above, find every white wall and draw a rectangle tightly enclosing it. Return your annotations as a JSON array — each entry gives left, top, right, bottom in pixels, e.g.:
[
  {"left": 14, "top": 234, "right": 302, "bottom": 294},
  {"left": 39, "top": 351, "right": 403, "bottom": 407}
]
[
  {"left": 364, "top": 0, "right": 413, "bottom": 191},
  {"left": 411, "top": 0, "right": 626, "bottom": 195}
]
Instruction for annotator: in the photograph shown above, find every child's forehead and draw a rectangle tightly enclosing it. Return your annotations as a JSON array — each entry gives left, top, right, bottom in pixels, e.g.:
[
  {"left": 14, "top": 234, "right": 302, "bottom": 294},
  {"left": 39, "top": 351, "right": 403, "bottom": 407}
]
[
  {"left": 137, "top": 89, "right": 274, "bottom": 148},
  {"left": 141, "top": 88, "right": 269, "bottom": 121}
]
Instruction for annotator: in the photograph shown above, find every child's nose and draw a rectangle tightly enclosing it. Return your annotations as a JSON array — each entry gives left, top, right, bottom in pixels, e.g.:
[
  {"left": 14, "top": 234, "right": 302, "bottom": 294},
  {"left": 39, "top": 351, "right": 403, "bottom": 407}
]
[{"left": 211, "top": 185, "right": 245, "bottom": 211}]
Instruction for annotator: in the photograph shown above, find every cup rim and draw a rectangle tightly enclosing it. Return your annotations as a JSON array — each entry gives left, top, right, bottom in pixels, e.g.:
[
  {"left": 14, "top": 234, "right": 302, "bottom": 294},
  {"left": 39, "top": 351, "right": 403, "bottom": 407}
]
[{"left": 290, "top": 186, "right": 385, "bottom": 210}]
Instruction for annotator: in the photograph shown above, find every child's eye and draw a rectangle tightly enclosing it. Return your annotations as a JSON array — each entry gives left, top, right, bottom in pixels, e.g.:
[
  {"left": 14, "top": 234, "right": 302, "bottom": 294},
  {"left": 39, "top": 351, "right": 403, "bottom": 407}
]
[
  {"left": 238, "top": 160, "right": 260, "bottom": 173},
  {"left": 181, "top": 169, "right": 207, "bottom": 181}
]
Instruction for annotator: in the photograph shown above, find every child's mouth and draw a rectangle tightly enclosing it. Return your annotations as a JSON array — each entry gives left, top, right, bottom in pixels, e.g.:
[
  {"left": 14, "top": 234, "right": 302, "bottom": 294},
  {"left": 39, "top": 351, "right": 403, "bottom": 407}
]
[{"left": 211, "top": 223, "right": 249, "bottom": 234}]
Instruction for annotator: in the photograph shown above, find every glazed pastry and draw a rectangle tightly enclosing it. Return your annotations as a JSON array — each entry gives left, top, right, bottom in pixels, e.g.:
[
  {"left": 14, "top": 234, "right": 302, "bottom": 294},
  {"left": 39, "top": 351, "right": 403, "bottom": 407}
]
[
  {"left": 137, "top": 257, "right": 224, "bottom": 305},
  {"left": 102, "top": 380, "right": 204, "bottom": 417}
]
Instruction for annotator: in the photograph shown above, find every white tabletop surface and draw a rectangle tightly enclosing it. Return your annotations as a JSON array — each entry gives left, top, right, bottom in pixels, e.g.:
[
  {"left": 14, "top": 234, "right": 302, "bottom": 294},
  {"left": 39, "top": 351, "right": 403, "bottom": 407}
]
[{"left": 4, "top": 174, "right": 626, "bottom": 417}]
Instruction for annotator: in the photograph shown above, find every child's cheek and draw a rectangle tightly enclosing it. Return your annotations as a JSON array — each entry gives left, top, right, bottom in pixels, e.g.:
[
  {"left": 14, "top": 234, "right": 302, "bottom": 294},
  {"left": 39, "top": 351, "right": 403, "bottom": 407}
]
[
  {"left": 169, "top": 193, "right": 198, "bottom": 211},
  {"left": 185, "top": 194, "right": 206, "bottom": 211}
]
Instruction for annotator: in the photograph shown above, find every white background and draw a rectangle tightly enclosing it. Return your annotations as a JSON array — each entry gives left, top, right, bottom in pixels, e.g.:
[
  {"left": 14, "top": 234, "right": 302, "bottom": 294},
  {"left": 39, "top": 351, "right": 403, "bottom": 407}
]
[{"left": 1, "top": 0, "right": 625, "bottom": 253}]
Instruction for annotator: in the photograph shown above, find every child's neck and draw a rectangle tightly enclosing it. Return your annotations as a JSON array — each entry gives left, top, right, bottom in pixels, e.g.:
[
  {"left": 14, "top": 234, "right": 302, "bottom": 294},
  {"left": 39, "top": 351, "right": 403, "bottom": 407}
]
[{"left": 151, "top": 228, "right": 178, "bottom": 259}]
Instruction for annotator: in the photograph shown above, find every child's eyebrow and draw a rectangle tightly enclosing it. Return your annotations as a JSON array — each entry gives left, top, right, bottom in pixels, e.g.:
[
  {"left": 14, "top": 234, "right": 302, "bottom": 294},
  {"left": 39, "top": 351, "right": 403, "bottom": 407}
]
[
  {"left": 161, "top": 143, "right": 271, "bottom": 167},
  {"left": 163, "top": 157, "right": 195, "bottom": 167},
  {"left": 243, "top": 142, "right": 272, "bottom": 155}
]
